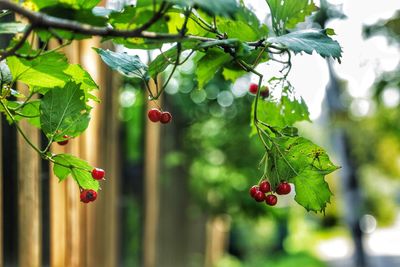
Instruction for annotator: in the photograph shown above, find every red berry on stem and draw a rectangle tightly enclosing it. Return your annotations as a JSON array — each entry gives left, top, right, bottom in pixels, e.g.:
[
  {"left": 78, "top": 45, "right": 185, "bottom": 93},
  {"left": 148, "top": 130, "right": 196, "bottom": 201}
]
[
  {"left": 260, "top": 86, "right": 270, "bottom": 98},
  {"left": 249, "top": 83, "right": 258, "bottom": 94},
  {"left": 249, "top": 185, "right": 259, "bottom": 198},
  {"left": 259, "top": 180, "right": 271, "bottom": 193},
  {"left": 80, "top": 189, "right": 98, "bottom": 203},
  {"left": 265, "top": 194, "right": 278, "bottom": 206},
  {"left": 57, "top": 135, "right": 69, "bottom": 146},
  {"left": 148, "top": 108, "right": 162, "bottom": 122},
  {"left": 254, "top": 191, "right": 265, "bottom": 202},
  {"left": 276, "top": 182, "right": 291, "bottom": 195},
  {"left": 160, "top": 111, "right": 172, "bottom": 124},
  {"left": 91, "top": 168, "right": 105, "bottom": 180}
]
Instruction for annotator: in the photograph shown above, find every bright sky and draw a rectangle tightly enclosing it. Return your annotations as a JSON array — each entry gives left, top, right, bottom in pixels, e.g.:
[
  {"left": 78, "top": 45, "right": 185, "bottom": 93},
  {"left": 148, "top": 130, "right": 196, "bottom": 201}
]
[
  {"left": 287, "top": 0, "right": 400, "bottom": 119},
  {"left": 245, "top": 0, "right": 400, "bottom": 119}
]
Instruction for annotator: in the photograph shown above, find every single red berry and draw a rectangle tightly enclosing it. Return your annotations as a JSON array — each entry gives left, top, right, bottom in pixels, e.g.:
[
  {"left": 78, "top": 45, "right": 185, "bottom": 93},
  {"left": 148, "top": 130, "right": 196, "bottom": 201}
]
[
  {"left": 148, "top": 108, "right": 162, "bottom": 122},
  {"left": 91, "top": 168, "right": 105, "bottom": 180},
  {"left": 80, "top": 189, "right": 97, "bottom": 203},
  {"left": 260, "top": 86, "right": 270, "bottom": 98},
  {"left": 276, "top": 182, "right": 291, "bottom": 195},
  {"left": 249, "top": 185, "right": 259, "bottom": 198},
  {"left": 265, "top": 194, "right": 278, "bottom": 206},
  {"left": 259, "top": 180, "right": 271, "bottom": 193},
  {"left": 254, "top": 191, "right": 265, "bottom": 202},
  {"left": 160, "top": 111, "right": 172, "bottom": 124},
  {"left": 249, "top": 83, "right": 258, "bottom": 94},
  {"left": 57, "top": 135, "right": 70, "bottom": 146}
]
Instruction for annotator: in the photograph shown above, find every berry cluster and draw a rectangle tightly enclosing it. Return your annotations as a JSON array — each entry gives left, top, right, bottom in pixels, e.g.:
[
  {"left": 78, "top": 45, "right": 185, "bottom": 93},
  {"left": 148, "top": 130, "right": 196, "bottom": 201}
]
[
  {"left": 248, "top": 83, "right": 270, "bottom": 98},
  {"left": 80, "top": 167, "right": 105, "bottom": 204},
  {"left": 80, "top": 189, "right": 97, "bottom": 203},
  {"left": 249, "top": 180, "right": 291, "bottom": 206},
  {"left": 148, "top": 108, "right": 172, "bottom": 124}
]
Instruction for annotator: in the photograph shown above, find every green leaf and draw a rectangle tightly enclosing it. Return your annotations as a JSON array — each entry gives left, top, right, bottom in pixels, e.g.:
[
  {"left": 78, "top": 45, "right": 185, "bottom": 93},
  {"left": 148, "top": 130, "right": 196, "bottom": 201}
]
[
  {"left": 293, "top": 168, "right": 332, "bottom": 212},
  {"left": 33, "top": 3, "right": 106, "bottom": 41},
  {"left": 109, "top": 7, "right": 168, "bottom": 49},
  {"left": 266, "top": 0, "right": 317, "bottom": 35},
  {"left": 40, "top": 5, "right": 107, "bottom": 27},
  {"left": 195, "top": 49, "right": 231, "bottom": 89},
  {"left": 267, "top": 29, "right": 343, "bottom": 62},
  {"left": 266, "top": 136, "right": 339, "bottom": 212},
  {"left": 94, "top": 48, "right": 149, "bottom": 81},
  {"left": 215, "top": 8, "right": 269, "bottom": 41},
  {"left": 0, "top": 61, "right": 12, "bottom": 85},
  {"left": 32, "top": 0, "right": 101, "bottom": 10},
  {"left": 53, "top": 153, "right": 99, "bottom": 190},
  {"left": 251, "top": 92, "right": 310, "bottom": 135},
  {"left": 64, "top": 64, "right": 99, "bottom": 102},
  {"left": 14, "top": 100, "right": 41, "bottom": 128},
  {"left": 0, "top": 22, "right": 26, "bottom": 34},
  {"left": 222, "top": 68, "right": 247, "bottom": 82},
  {"left": 7, "top": 51, "right": 70, "bottom": 88},
  {"left": 168, "top": 0, "right": 239, "bottom": 17},
  {"left": 40, "top": 82, "right": 90, "bottom": 141},
  {"left": 167, "top": 11, "right": 211, "bottom": 37}
]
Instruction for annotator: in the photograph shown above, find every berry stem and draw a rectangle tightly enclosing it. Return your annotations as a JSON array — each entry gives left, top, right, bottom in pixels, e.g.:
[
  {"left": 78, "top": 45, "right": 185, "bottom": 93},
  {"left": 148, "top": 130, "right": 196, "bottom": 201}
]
[{"left": 0, "top": 99, "right": 42, "bottom": 155}]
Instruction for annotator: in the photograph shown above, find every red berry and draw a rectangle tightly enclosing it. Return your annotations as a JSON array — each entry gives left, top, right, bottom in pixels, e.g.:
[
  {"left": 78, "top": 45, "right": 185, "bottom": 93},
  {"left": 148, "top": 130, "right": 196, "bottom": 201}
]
[
  {"left": 265, "top": 194, "right": 278, "bottom": 206},
  {"left": 148, "top": 108, "right": 162, "bottom": 122},
  {"left": 249, "top": 185, "right": 259, "bottom": 198},
  {"left": 57, "top": 135, "right": 70, "bottom": 146},
  {"left": 249, "top": 83, "right": 258, "bottom": 94},
  {"left": 80, "top": 189, "right": 97, "bottom": 203},
  {"left": 254, "top": 191, "right": 265, "bottom": 202},
  {"left": 91, "top": 168, "right": 105, "bottom": 180},
  {"left": 160, "top": 111, "right": 172, "bottom": 124},
  {"left": 276, "top": 182, "right": 291, "bottom": 195},
  {"left": 260, "top": 86, "right": 270, "bottom": 98},
  {"left": 259, "top": 180, "right": 271, "bottom": 193}
]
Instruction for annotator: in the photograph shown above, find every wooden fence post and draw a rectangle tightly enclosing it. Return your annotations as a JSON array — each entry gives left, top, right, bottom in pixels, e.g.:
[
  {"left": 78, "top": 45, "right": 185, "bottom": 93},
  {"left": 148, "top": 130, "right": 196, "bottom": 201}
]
[
  {"left": 204, "top": 216, "right": 231, "bottom": 267},
  {"left": 17, "top": 87, "right": 41, "bottom": 267},
  {"left": 80, "top": 39, "right": 119, "bottom": 267},
  {"left": 49, "top": 40, "right": 86, "bottom": 267},
  {"left": 143, "top": 80, "right": 161, "bottom": 267}
]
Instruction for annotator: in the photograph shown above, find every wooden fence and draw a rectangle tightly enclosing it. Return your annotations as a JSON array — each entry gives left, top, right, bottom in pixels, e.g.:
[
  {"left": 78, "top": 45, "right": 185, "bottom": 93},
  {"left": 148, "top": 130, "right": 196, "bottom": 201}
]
[{"left": 0, "top": 40, "right": 229, "bottom": 267}]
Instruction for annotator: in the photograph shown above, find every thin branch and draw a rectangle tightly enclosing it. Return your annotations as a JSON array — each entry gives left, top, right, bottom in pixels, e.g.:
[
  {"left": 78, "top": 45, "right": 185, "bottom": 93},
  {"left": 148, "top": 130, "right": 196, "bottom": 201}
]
[
  {"left": 0, "top": 25, "right": 33, "bottom": 60},
  {"left": 0, "top": 1, "right": 178, "bottom": 40},
  {"left": 0, "top": 99, "right": 42, "bottom": 154}
]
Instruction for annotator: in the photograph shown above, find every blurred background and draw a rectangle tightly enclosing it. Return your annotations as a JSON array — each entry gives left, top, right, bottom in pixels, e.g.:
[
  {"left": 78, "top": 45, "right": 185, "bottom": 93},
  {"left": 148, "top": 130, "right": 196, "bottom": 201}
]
[{"left": 1, "top": 0, "right": 400, "bottom": 267}]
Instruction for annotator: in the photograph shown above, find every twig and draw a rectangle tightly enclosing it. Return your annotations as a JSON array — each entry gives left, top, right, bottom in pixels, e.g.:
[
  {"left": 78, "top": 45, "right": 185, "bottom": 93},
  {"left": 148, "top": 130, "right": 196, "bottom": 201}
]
[{"left": 0, "top": 25, "right": 33, "bottom": 60}]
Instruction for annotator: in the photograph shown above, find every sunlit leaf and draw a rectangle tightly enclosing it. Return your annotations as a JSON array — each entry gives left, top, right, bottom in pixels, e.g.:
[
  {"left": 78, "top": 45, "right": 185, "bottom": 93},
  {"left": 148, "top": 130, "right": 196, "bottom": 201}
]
[
  {"left": 40, "top": 82, "right": 90, "bottom": 141},
  {"left": 266, "top": 0, "right": 317, "bottom": 35},
  {"left": 94, "top": 48, "right": 149, "bottom": 81},
  {"left": 267, "top": 29, "right": 342, "bottom": 61},
  {"left": 53, "top": 153, "right": 100, "bottom": 190}
]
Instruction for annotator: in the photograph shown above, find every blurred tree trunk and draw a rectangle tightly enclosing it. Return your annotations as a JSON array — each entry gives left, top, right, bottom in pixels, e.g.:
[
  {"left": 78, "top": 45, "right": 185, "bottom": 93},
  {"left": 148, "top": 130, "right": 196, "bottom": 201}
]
[
  {"left": 325, "top": 62, "right": 366, "bottom": 267},
  {"left": 315, "top": 3, "right": 366, "bottom": 265}
]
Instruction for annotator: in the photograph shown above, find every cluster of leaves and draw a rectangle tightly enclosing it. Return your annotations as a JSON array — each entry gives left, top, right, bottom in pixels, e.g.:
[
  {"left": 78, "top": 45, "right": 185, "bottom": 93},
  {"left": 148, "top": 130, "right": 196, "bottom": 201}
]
[
  {"left": 0, "top": 41, "right": 100, "bottom": 190},
  {"left": 0, "top": 0, "right": 341, "bottom": 212}
]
